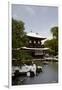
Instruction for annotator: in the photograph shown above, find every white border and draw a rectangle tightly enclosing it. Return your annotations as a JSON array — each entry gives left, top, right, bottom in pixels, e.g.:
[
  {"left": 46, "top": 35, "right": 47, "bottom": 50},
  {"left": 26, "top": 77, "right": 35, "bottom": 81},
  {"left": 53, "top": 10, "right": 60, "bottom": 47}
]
[
  {"left": 8, "top": 2, "right": 12, "bottom": 88},
  {"left": 8, "top": 0, "right": 62, "bottom": 89},
  {"left": 9, "top": 0, "right": 62, "bottom": 6}
]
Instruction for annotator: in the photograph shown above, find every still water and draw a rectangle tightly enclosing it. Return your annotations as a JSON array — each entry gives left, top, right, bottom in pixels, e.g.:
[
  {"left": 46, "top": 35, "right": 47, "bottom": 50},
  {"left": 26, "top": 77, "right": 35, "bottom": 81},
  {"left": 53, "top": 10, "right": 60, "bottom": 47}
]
[{"left": 12, "top": 62, "right": 58, "bottom": 85}]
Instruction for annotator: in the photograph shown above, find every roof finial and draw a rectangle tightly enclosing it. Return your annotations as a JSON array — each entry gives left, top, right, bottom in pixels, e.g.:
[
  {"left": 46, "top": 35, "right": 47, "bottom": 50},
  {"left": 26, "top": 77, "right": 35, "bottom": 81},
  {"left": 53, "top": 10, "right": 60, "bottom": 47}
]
[
  {"left": 36, "top": 32, "right": 38, "bottom": 35},
  {"left": 30, "top": 30, "right": 32, "bottom": 33}
]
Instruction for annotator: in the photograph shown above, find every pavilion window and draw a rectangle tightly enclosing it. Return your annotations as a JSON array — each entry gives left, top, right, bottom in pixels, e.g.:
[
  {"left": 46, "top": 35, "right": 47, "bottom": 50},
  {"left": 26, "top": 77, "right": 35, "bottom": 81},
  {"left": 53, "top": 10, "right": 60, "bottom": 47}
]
[
  {"left": 29, "top": 40, "right": 32, "bottom": 43},
  {"left": 38, "top": 41, "right": 40, "bottom": 44},
  {"left": 34, "top": 40, "right": 36, "bottom": 44}
]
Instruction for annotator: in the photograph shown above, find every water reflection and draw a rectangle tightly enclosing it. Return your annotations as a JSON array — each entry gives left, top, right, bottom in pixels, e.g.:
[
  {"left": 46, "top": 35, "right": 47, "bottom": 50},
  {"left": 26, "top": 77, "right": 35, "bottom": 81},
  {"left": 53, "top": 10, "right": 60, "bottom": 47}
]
[{"left": 12, "top": 62, "right": 58, "bottom": 85}]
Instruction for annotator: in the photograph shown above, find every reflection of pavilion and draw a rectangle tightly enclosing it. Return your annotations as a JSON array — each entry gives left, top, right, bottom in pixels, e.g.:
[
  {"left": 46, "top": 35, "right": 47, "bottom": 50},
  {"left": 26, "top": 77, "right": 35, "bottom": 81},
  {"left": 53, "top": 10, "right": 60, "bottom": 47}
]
[{"left": 22, "top": 32, "right": 49, "bottom": 59}]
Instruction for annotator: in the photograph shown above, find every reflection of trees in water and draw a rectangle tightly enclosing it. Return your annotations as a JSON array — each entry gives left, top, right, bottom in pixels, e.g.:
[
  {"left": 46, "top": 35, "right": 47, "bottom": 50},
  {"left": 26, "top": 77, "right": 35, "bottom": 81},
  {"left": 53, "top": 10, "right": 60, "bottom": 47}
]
[
  {"left": 12, "top": 77, "right": 25, "bottom": 85},
  {"left": 12, "top": 77, "right": 20, "bottom": 85},
  {"left": 50, "top": 62, "right": 58, "bottom": 71}
]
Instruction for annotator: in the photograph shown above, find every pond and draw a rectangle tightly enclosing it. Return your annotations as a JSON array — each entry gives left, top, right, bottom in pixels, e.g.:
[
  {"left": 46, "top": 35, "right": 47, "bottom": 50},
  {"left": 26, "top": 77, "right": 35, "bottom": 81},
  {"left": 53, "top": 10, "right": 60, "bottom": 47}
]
[{"left": 12, "top": 62, "right": 58, "bottom": 85}]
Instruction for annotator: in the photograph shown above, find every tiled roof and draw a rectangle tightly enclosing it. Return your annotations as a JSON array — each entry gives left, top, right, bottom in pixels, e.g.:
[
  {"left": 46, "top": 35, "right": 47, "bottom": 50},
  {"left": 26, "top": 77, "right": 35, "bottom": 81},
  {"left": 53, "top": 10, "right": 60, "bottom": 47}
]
[{"left": 26, "top": 32, "right": 46, "bottom": 39}]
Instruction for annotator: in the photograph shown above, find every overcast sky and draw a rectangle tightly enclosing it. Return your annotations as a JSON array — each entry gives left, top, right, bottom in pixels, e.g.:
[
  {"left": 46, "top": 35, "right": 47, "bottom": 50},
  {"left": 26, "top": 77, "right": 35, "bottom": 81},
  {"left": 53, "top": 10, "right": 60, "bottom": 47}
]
[{"left": 12, "top": 4, "right": 58, "bottom": 39}]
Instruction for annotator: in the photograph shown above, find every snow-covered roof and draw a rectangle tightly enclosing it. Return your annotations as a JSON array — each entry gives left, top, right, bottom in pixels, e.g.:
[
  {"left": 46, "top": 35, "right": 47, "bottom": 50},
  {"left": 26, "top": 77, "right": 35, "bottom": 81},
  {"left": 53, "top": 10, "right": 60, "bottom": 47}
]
[{"left": 26, "top": 32, "right": 46, "bottom": 39}]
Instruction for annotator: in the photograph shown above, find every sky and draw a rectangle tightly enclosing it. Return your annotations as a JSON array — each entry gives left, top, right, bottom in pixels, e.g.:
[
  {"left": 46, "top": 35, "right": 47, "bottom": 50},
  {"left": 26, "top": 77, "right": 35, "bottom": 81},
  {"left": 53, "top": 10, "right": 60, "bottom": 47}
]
[{"left": 12, "top": 4, "right": 58, "bottom": 40}]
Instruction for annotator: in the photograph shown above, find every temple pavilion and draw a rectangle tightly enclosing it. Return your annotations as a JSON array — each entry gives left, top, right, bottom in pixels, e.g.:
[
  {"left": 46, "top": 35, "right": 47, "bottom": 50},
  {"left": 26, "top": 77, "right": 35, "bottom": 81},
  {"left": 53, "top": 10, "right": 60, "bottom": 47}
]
[{"left": 21, "top": 32, "right": 49, "bottom": 59}]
